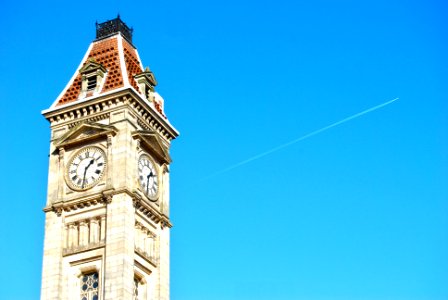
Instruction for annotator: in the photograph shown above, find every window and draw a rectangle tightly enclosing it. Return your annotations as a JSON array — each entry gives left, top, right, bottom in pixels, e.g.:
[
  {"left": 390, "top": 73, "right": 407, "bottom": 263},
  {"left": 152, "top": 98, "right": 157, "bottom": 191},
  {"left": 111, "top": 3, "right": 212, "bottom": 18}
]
[
  {"left": 80, "top": 272, "right": 99, "bottom": 300},
  {"left": 133, "top": 277, "right": 139, "bottom": 300},
  {"left": 79, "top": 60, "right": 107, "bottom": 97},
  {"left": 87, "top": 76, "right": 97, "bottom": 91},
  {"left": 134, "top": 68, "right": 157, "bottom": 102}
]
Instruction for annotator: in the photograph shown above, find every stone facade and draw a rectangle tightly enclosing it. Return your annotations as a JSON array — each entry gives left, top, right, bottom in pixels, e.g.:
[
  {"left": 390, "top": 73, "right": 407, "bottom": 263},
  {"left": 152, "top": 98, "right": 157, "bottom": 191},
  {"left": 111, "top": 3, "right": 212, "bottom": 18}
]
[{"left": 40, "top": 17, "right": 178, "bottom": 300}]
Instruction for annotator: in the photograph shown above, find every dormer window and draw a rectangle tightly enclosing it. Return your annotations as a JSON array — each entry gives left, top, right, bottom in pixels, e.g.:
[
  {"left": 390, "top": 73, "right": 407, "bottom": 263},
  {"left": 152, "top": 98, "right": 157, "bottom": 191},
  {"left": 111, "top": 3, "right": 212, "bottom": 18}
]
[
  {"left": 87, "top": 76, "right": 97, "bottom": 91},
  {"left": 79, "top": 59, "right": 107, "bottom": 98},
  {"left": 134, "top": 67, "right": 157, "bottom": 103}
]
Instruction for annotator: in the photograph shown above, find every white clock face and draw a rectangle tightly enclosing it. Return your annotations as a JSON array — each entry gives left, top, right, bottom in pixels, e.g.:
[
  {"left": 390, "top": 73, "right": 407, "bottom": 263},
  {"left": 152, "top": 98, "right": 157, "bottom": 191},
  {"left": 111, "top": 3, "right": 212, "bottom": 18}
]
[
  {"left": 138, "top": 155, "right": 158, "bottom": 199},
  {"left": 67, "top": 147, "right": 106, "bottom": 190}
]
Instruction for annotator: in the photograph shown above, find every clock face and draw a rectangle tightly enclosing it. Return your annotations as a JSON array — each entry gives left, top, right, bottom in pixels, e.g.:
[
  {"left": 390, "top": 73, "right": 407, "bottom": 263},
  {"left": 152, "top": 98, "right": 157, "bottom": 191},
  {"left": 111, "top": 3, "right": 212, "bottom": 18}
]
[
  {"left": 138, "top": 155, "right": 159, "bottom": 199},
  {"left": 67, "top": 147, "right": 106, "bottom": 190}
]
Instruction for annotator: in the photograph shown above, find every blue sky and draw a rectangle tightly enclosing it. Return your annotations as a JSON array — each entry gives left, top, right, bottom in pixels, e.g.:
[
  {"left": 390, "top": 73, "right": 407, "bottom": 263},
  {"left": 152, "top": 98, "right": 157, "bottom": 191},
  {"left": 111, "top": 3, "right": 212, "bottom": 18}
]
[{"left": 0, "top": 0, "right": 447, "bottom": 299}]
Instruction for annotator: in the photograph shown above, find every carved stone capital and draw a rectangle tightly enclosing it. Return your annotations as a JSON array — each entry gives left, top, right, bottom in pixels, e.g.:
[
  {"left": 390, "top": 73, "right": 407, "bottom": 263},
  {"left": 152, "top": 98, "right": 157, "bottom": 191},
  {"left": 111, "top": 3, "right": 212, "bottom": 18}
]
[
  {"left": 132, "top": 193, "right": 143, "bottom": 209},
  {"left": 107, "top": 133, "right": 113, "bottom": 147},
  {"left": 52, "top": 203, "right": 63, "bottom": 217},
  {"left": 58, "top": 147, "right": 65, "bottom": 160},
  {"left": 90, "top": 218, "right": 99, "bottom": 225},
  {"left": 103, "top": 195, "right": 112, "bottom": 204},
  {"left": 101, "top": 190, "right": 114, "bottom": 204},
  {"left": 160, "top": 216, "right": 172, "bottom": 229}
]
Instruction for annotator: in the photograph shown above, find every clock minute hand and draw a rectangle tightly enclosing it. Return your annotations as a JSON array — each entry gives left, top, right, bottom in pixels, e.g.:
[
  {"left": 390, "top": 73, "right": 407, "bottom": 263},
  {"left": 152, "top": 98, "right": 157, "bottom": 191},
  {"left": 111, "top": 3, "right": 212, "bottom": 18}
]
[
  {"left": 82, "top": 159, "right": 95, "bottom": 188},
  {"left": 82, "top": 168, "right": 88, "bottom": 188},
  {"left": 146, "top": 172, "right": 153, "bottom": 194}
]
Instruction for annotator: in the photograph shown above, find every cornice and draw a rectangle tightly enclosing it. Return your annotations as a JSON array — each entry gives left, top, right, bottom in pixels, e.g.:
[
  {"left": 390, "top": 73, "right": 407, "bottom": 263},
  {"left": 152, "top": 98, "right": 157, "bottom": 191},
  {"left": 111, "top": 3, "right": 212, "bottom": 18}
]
[
  {"left": 132, "top": 192, "right": 172, "bottom": 228},
  {"left": 43, "top": 191, "right": 111, "bottom": 215},
  {"left": 63, "top": 241, "right": 105, "bottom": 257},
  {"left": 42, "top": 88, "right": 178, "bottom": 141},
  {"left": 43, "top": 188, "right": 170, "bottom": 228}
]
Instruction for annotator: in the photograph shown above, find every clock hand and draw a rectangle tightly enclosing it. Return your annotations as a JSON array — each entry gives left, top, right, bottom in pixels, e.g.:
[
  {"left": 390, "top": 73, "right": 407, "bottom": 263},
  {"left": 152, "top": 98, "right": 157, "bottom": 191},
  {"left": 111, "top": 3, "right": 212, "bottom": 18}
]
[
  {"left": 82, "top": 168, "right": 88, "bottom": 188},
  {"left": 82, "top": 159, "right": 95, "bottom": 188},
  {"left": 146, "top": 172, "right": 153, "bottom": 194}
]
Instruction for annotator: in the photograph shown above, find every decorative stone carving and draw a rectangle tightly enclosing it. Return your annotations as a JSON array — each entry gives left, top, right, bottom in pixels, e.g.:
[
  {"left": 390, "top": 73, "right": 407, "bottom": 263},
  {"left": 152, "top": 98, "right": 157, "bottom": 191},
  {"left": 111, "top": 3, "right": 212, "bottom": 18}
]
[
  {"left": 63, "top": 216, "right": 106, "bottom": 255},
  {"left": 134, "top": 221, "right": 157, "bottom": 264}
]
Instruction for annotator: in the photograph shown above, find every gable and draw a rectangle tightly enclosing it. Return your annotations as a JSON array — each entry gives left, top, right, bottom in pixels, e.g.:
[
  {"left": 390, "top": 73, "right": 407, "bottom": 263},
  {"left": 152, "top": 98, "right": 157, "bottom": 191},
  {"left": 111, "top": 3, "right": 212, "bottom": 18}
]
[
  {"left": 79, "top": 59, "right": 107, "bottom": 74},
  {"left": 132, "top": 130, "right": 171, "bottom": 164},
  {"left": 55, "top": 122, "right": 118, "bottom": 148}
]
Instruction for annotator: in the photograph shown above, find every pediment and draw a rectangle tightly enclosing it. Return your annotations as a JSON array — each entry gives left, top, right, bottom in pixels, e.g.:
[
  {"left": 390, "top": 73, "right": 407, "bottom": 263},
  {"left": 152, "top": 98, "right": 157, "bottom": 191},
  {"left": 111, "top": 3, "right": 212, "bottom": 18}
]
[
  {"left": 132, "top": 130, "right": 171, "bottom": 164},
  {"left": 79, "top": 59, "right": 107, "bottom": 74},
  {"left": 135, "top": 68, "right": 158, "bottom": 87},
  {"left": 56, "top": 122, "right": 117, "bottom": 148}
]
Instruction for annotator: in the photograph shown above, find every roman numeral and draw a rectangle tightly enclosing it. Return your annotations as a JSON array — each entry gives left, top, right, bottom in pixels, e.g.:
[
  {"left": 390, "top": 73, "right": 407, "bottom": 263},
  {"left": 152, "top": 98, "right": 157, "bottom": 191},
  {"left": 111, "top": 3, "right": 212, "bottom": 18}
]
[{"left": 95, "top": 169, "right": 101, "bottom": 174}]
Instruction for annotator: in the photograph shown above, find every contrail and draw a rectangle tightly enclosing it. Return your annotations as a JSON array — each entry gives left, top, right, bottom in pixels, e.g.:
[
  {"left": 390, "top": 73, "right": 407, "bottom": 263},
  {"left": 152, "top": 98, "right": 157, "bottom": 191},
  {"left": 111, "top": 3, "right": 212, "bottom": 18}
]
[{"left": 200, "top": 97, "right": 399, "bottom": 181}]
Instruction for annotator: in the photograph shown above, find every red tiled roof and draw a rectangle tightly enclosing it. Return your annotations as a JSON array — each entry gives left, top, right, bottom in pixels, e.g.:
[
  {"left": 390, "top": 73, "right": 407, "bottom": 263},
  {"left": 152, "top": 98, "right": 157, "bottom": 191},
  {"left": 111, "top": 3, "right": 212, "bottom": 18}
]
[
  {"left": 122, "top": 38, "right": 143, "bottom": 92},
  {"left": 57, "top": 37, "right": 122, "bottom": 106},
  {"left": 93, "top": 38, "right": 123, "bottom": 93},
  {"left": 54, "top": 34, "right": 167, "bottom": 119}
]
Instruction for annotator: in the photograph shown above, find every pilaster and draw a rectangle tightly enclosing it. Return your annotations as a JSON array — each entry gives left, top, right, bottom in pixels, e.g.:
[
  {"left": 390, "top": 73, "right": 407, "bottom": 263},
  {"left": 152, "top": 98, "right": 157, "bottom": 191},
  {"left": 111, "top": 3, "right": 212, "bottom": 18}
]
[
  {"left": 103, "top": 192, "right": 136, "bottom": 299},
  {"left": 40, "top": 211, "right": 64, "bottom": 300}
]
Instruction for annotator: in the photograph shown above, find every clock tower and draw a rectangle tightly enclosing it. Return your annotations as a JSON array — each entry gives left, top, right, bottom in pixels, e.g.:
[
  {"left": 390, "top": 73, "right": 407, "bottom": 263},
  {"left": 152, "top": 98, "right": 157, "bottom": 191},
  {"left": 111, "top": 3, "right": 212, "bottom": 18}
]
[{"left": 40, "top": 17, "right": 178, "bottom": 300}]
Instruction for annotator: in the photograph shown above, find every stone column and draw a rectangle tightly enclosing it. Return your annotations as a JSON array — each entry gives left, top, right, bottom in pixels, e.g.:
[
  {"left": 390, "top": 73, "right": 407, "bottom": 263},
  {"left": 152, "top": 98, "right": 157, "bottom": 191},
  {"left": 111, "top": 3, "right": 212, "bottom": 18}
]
[
  {"left": 68, "top": 223, "right": 77, "bottom": 248},
  {"left": 57, "top": 147, "right": 65, "bottom": 199},
  {"left": 64, "top": 224, "right": 69, "bottom": 249},
  {"left": 161, "top": 166, "right": 170, "bottom": 217},
  {"left": 135, "top": 223, "right": 142, "bottom": 250},
  {"left": 79, "top": 221, "right": 89, "bottom": 246},
  {"left": 106, "top": 134, "right": 113, "bottom": 188},
  {"left": 100, "top": 216, "right": 106, "bottom": 242},
  {"left": 144, "top": 232, "right": 154, "bottom": 258},
  {"left": 90, "top": 218, "right": 100, "bottom": 244}
]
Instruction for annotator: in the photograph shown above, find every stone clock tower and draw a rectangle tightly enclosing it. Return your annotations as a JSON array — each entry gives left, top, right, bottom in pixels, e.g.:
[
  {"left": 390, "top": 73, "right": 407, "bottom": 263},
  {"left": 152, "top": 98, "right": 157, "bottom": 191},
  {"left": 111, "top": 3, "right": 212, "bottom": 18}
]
[{"left": 40, "top": 17, "right": 178, "bottom": 300}]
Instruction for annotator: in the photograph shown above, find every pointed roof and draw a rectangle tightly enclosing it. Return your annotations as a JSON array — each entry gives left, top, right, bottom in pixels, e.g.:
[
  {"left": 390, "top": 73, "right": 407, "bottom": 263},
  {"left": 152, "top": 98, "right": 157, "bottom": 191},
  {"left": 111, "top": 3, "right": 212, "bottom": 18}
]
[{"left": 52, "top": 18, "right": 166, "bottom": 118}]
